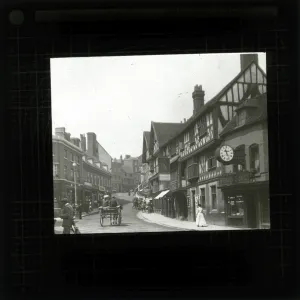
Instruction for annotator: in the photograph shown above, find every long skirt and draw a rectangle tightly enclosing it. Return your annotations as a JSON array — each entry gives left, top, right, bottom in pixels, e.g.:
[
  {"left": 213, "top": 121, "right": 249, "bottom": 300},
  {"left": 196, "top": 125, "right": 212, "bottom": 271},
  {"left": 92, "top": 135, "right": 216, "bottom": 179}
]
[{"left": 196, "top": 212, "right": 207, "bottom": 227}]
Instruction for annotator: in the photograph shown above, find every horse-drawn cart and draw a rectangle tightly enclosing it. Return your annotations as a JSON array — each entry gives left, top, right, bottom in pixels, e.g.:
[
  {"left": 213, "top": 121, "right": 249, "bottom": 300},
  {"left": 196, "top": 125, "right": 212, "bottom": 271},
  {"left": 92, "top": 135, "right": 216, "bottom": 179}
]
[{"left": 99, "top": 206, "right": 122, "bottom": 226}]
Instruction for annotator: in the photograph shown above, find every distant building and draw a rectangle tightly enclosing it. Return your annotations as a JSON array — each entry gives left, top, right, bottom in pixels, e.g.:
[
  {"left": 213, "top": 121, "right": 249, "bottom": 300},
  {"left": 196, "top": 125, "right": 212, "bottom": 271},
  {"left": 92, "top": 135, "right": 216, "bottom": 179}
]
[{"left": 111, "top": 156, "right": 124, "bottom": 193}]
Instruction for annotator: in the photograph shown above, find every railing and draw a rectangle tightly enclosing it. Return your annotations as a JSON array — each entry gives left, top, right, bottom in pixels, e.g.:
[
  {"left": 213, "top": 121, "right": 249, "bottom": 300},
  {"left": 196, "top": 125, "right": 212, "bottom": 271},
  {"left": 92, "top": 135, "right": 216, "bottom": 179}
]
[
  {"left": 219, "top": 171, "right": 252, "bottom": 187},
  {"left": 187, "top": 163, "right": 199, "bottom": 181}
]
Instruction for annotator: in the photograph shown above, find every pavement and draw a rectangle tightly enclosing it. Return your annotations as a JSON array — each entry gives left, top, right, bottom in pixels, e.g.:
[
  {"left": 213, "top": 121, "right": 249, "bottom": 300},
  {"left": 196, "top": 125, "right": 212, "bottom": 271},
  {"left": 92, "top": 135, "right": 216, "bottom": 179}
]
[{"left": 137, "top": 212, "right": 242, "bottom": 231}]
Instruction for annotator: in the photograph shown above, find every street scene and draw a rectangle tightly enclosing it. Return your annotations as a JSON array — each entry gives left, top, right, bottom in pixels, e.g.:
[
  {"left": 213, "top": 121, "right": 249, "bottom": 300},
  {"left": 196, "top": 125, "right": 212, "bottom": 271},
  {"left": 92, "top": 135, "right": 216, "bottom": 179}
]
[{"left": 51, "top": 52, "right": 270, "bottom": 234}]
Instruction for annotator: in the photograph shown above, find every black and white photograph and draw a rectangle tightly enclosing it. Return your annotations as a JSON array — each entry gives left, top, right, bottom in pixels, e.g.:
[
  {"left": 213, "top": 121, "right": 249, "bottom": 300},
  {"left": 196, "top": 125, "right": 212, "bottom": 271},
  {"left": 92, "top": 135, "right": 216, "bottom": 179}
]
[{"left": 51, "top": 52, "right": 270, "bottom": 234}]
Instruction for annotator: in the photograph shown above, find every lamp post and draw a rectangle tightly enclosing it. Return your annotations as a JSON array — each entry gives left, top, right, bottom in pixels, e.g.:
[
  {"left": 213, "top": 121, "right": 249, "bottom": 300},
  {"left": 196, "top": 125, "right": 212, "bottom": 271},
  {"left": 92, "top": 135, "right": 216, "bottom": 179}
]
[{"left": 72, "top": 162, "right": 77, "bottom": 209}]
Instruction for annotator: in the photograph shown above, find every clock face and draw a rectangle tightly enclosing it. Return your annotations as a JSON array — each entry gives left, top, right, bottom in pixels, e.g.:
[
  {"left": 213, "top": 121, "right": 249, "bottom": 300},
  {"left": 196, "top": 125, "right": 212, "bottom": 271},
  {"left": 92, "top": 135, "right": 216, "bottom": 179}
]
[{"left": 220, "top": 145, "right": 234, "bottom": 162}]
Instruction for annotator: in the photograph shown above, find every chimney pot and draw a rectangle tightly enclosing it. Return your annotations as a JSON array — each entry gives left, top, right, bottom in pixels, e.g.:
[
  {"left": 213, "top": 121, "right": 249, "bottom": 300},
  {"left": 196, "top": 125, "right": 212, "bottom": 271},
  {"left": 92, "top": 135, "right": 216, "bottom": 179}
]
[
  {"left": 240, "top": 53, "right": 259, "bottom": 71},
  {"left": 192, "top": 84, "right": 205, "bottom": 115}
]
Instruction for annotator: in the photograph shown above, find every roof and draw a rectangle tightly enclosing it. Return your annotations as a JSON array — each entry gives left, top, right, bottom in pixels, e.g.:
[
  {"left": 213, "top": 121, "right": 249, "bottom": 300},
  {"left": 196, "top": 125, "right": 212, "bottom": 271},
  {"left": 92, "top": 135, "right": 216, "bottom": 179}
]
[
  {"left": 161, "top": 60, "right": 267, "bottom": 146},
  {"left": 152, "top": 122, "right": 186, "bottom": 147},
  {"left": 219, "top": 93, "right": 267, "bottom": 137},
  {"left": 143, "top": 131, "right": 151, "bottom": 147}
]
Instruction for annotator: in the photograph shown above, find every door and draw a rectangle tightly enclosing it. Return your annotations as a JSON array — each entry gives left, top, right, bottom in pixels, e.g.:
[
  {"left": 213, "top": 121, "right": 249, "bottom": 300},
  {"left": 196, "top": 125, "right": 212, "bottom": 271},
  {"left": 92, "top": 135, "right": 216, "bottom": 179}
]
[
  {"left": 191, "top": 189, "right": 196, "bottom": 221},
  {"left": 246, "top": 194, "right": 258, "bottom": 228}
]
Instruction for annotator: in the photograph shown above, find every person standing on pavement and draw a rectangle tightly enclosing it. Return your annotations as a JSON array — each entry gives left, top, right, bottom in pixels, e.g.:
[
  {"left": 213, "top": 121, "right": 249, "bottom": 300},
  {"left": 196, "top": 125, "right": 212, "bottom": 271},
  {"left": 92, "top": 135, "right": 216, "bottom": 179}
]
[
  {"left": 196, "top": 204, "right": 208, "bottom": 227},
  {"left": 77, "top": 201, "right": 82, "bottom": 219},
  {"left": 60, "top": 198, "right": 74, "bottom": 234}
]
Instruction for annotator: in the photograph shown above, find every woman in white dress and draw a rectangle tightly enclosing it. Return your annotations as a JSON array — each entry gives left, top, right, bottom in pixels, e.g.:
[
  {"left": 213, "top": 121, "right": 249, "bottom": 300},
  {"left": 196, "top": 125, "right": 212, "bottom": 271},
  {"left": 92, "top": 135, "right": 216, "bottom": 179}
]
[{"left": 196, "top": 204, "right": 207, "bottom": 227}]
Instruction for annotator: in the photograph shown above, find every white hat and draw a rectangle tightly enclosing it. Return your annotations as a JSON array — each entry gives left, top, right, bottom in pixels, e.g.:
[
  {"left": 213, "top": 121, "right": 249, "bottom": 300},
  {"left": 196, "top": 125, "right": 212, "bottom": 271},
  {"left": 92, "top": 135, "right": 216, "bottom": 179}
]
[{"left": 104, "top": 195, "right": 109, "bottom": 199}]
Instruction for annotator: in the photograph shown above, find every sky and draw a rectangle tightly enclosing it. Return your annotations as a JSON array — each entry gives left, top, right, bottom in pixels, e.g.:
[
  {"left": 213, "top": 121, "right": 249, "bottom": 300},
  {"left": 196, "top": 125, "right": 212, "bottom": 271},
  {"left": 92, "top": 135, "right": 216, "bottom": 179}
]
[{"left": 50, "top": 52, "right": 266, "bottom": 159}]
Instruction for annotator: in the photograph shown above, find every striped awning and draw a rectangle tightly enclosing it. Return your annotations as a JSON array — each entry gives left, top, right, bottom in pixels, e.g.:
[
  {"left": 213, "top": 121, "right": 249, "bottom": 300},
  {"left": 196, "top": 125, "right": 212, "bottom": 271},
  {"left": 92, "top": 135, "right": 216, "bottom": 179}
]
[{"left": 155, "top": 190, "right": 170, "bottom": 199}]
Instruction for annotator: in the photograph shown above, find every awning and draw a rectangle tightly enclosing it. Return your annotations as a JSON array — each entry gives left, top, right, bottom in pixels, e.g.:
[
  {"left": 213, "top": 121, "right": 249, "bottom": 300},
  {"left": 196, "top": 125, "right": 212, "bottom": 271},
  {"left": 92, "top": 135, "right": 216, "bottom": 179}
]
[
  {"left": 170, "top": 155, "right": 180, "bottom": 164},
  {"left": 155, "top": 190, "right": 170, "bottom": 199}
]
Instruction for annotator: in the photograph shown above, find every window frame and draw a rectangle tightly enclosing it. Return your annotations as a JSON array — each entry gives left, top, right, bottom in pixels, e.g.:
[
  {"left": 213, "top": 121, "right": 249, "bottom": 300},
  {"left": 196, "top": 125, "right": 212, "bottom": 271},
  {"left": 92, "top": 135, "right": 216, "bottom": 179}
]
[
  {"left": 249, "top": 143, "right": 260, "bottom": 173},
  {"left": 211, "top": 185, "right": 217, "bottom": 210}
]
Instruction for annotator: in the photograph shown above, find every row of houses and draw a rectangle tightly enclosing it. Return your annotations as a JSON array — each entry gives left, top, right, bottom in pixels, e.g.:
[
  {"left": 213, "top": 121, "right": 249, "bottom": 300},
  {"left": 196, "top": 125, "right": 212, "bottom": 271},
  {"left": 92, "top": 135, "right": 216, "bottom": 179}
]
[
  {"left": 53, "top": 127, "right": 112, "bottom": 213},
  {"left": 140, "top": 54, "right": 270, "bottom": 229}
]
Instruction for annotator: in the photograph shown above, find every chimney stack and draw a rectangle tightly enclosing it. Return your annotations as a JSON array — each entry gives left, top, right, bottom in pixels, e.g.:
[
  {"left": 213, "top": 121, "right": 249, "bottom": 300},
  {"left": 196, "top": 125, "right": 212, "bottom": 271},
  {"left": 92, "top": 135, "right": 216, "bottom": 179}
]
[
  {"left": 87, "top": 132, "right": 97, "bottom": 158},
  {"left": 240, "top": 53, "right": 258, "bottom": 71},
  {"left": 64, "top": 132, "right": 71, "bottom": 141},
  {"left": 192, "top": 85, "right": 205, "bottom": 115},
  {"left": 55, "top": 127, "right": 65, "bottom": 138},
  {"left": 80, "top": 134, "right": 86, "bottom": 152}
]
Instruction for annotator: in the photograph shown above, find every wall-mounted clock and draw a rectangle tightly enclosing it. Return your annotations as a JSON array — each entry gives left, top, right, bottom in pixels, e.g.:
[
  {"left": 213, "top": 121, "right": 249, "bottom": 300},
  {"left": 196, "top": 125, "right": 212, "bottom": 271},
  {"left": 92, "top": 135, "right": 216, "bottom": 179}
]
[{"left": 215, "top": 145, "right": 235, "bottom": 164}]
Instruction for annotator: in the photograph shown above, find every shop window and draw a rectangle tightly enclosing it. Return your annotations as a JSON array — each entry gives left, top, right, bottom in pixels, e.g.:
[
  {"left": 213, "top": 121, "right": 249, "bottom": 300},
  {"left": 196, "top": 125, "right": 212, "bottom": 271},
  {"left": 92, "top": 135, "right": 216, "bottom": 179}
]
[
  {"left": 227, "top": 195, "right": 244, "bottom": 216},
  {"left": 211, "top": 186, "right": 217, "bottom": 210},
  {"left": 249, "top": 144, "right": 260, "bottom": 173},
  {"left": 261, "top": 198, "right": 270, "bottom": 225},
  {"left": 200, "top": 188, "right": 206, "bottom": 208}
]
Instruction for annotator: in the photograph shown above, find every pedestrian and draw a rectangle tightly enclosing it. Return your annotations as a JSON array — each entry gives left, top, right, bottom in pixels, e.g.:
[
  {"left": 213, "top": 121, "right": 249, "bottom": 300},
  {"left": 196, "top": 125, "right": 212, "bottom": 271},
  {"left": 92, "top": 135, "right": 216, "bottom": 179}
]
[
  {"left": 60, "top": 198, "right": 74, "bottom": 234},
  {"left": 77, "top": 201, "right": 82, "bottom": 219},
  {"left": 196, "top": 204, "right": 208, "bottom": 227},
  {"left": 103, "top": 195, "right": 110, "bottom": 207}
]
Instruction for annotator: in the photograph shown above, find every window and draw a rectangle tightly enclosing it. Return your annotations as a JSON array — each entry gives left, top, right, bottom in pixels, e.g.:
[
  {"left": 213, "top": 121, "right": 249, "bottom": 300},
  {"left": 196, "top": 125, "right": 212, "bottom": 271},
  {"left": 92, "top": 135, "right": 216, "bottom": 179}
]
[
  {"left": 71, "top": 169, "right": 74, "bottom": 180},
  {"left": 53, "top": 164, "right": 59, "bottom": 177},
  {"left": 207, "top": 155, "right": 216, "bottom": 170},
  {"left": 184, "top": 132, "right": 189, "bottom": 144},
  {"left": 199, "top": 156, "right": 206, "bottom": 174},
  {"left": 233, "top": 145, "right": 246, "bottom": 172},
  {"left": 189, "top": 127, "right": 195, "bottom": 144},
  {"left": 227, "top": 195, "right": 244, "bottom": 216},
  {"left": 197, "top": 116, "right": 207, "bottom": 137},
  {"left": 64, "top": 149, "right": 68, "bottom": 159},
  {"left": 211, "top": 186, "right": 217, "bottom": 210},
  {"left": 64, "top": 165, "right": 67, "bottom": 179},
  {"left": 237, "top": 110, "right": 247, "bottom": 126},
  {"left": 249, "top": 144, "right": 260, "bottom": 173},
  {"left": 200, "top": 188, "right": 206, "bottom": 208}
]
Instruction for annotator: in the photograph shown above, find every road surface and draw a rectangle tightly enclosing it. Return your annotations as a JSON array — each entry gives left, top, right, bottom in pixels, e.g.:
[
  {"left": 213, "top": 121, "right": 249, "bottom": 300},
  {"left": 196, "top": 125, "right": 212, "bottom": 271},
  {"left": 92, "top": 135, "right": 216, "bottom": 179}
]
[{"left": 56, "top": 193, "right": 178, "bottom": 234}]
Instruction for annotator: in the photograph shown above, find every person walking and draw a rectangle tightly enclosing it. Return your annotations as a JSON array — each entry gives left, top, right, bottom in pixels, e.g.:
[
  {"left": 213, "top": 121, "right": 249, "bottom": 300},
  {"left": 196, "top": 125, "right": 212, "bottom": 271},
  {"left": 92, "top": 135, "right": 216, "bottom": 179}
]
[
  {"left": 196, "top": 204, "right": 208, "bottom": 227},
  {"left": 60, "top": 198, "right": 74, "bottom": 234}
]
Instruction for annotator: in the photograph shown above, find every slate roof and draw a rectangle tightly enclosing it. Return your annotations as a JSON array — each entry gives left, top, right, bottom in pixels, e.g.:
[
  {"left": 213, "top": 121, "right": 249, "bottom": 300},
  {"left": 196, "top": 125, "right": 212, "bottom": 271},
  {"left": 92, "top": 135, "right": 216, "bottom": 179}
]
[
  {"left": 152, "top": 122, "right": 186, "bottom": 147},
  {"left": 219, "top": 93, "right": 267, "bottom": 137}
]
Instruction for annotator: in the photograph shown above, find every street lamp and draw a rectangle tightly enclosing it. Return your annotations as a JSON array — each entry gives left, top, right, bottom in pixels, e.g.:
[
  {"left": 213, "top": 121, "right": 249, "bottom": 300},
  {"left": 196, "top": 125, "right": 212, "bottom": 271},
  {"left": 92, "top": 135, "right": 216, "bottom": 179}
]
[{"left": 72, "top": 162, "right": 77, "bottom": 208}]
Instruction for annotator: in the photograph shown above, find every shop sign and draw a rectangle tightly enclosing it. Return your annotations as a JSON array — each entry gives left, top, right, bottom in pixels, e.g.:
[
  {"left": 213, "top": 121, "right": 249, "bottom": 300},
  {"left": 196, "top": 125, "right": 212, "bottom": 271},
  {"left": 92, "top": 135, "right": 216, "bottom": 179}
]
[{"left": 84, "top": 182, "right": 92, "bottom": 187}]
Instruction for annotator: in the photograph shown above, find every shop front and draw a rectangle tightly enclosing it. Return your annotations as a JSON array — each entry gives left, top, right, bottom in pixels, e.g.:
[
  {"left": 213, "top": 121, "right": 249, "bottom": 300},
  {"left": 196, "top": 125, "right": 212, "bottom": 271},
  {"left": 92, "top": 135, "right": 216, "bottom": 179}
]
[{"left": 221, "top": 182, "right": 269, "bottom": 229}]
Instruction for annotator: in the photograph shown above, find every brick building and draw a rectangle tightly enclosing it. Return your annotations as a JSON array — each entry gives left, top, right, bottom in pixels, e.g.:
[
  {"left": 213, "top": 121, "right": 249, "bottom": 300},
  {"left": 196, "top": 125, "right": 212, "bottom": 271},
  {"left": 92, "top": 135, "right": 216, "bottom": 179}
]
[
  {"left": 53, "top": 128, "right": 84, "bottom": 208},
  {"left": 53, "top": 128, "right": 112, "bottom": 213}
]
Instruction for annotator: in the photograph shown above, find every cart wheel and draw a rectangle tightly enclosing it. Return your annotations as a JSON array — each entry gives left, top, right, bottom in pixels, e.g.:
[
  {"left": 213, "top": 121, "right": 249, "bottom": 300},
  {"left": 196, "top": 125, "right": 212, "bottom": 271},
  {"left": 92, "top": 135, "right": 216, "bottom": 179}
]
[{"left": 100, "top": 215, "right": 104, "bottom": 227}]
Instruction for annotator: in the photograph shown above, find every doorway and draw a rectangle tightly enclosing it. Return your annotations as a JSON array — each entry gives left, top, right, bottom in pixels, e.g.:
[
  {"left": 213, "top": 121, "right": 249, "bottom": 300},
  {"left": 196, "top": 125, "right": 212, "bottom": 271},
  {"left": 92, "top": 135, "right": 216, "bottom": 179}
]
[
  {"left": 246, "top": 194, "right": 258, "bottom": 228},
  {"left": 191, "top": 189, "right": 196, "bottom": 221}
]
